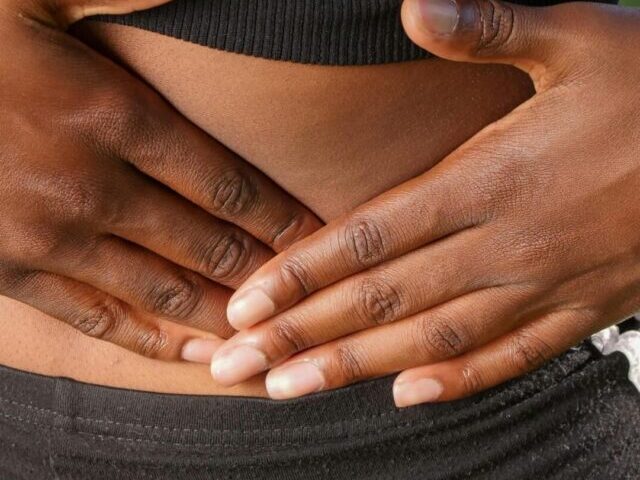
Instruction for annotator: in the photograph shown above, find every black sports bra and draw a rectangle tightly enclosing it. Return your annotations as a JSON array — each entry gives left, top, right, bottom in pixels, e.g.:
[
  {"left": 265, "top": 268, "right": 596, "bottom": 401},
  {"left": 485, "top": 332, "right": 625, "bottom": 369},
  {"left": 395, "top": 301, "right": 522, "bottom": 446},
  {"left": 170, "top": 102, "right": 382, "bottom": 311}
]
[{"left": 97, "top": 0, "right": 617, "bottom": 66}]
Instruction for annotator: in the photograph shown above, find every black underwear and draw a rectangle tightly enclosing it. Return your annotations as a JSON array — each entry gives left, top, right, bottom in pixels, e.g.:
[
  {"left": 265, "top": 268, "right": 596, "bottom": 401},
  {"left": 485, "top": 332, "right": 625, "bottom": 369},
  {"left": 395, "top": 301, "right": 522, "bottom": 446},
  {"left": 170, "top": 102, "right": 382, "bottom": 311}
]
[
  {"left": 2, "top": 342, "right": 639, "bottom": 479},
  {"left": 93, "top": 0, "right": 619, "bottom": 65}
]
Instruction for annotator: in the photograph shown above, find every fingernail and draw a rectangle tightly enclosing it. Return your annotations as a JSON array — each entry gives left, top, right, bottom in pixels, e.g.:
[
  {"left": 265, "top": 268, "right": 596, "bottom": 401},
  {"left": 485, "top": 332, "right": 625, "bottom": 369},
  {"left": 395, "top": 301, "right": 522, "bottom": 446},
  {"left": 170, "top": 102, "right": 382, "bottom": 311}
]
[
  {"left": 227, "top": 288, "right": 276, "bottom": 330},
  {"left": 413, "top": 0, "right": 459, "bottom": 35},
  {"left": 181, "top": 338, "right": 223, "bottom": 364},
  {"left": 266, "top": 362, "right": 326, "bottom": 399},
  {"left": 393, "top": 377, "right": 444, "bottom": 407},
  {"left": 210, "top": 345, "right": 268, "bottom": 385}
]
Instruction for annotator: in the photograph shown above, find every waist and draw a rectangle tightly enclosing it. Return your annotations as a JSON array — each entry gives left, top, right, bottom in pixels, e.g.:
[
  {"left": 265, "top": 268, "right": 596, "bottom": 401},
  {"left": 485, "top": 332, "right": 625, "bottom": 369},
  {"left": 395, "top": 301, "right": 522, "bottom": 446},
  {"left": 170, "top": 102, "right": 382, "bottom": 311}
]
[
  {"left": 2, "top": 343, "right": 639, "bottom": 478},
  {"left": 0, "top": 297, "right": 265, "bottom": 396},
  {"left": 2, "top": 24, "right": 533, "bottom": 394}
]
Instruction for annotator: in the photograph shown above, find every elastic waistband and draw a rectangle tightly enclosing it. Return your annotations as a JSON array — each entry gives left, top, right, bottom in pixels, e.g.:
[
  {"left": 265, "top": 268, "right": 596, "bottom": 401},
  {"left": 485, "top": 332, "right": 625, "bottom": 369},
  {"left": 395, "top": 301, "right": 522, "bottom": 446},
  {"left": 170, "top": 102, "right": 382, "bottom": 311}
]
[
  {"left": 90, "top": 0, "right": 618, "bottom": 66},
  {"left": 0, "top": 342, "right": 628, "bottom": 456}
]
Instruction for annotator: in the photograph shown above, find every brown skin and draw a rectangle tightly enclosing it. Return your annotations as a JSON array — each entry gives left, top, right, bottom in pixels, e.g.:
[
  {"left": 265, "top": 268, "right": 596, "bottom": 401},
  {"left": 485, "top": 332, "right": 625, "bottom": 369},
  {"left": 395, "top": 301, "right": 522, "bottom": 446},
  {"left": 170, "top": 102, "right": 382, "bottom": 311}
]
[
  {"left": 0, "top": 11, "right": 533, "bottom": 394},
  {"left": 0, "top": 0, "right": 321, "bottom": 360},
  {"left": 214, "top": 0, "right": 640, "bottom": 405}
]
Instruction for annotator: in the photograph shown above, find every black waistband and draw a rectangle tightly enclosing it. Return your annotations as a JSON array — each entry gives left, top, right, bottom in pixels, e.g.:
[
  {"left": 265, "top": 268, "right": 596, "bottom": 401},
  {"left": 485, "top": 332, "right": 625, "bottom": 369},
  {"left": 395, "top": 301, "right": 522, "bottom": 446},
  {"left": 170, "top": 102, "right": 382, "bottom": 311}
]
[
  {"left": 0, "top": 343, "right": 627, "bottom": 451},
  {"left": 90, "top": 0, "right": 618, "bottom": 66},
  {"left": 2, "top": 343, "right": 640, "bottom": 478}
]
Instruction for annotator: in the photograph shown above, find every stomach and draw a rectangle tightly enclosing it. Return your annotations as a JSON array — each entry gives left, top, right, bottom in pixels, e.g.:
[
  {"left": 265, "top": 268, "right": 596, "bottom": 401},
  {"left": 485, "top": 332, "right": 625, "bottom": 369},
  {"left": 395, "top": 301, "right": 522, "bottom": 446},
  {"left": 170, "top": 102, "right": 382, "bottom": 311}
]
[{"left": 0, "top": 22, "right": 533, "bottom": 396}]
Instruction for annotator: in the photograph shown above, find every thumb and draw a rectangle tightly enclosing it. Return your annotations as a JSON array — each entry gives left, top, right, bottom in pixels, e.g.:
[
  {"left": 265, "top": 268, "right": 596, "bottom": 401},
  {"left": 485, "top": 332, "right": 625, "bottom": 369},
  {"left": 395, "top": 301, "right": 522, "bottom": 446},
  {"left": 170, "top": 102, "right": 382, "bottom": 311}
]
[{"left": 401, "top": 0, "right": 574, "bottom": 81}]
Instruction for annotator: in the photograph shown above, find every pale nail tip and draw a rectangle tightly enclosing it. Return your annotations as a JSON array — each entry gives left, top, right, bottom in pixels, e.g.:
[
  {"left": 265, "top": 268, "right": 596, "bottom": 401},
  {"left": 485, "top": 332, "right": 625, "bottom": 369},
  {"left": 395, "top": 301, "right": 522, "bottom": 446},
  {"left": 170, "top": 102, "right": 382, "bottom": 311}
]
[
  {"left": 182, "top": 352, "right": 206, "bottom": 364},
  {"left": 269, "top": 364, "right": 326, "bottom": 400},
  {"left": 210, "top": 364, "right": 226, "bottom": 383},
  {"left": 182, "top": 339, "right": 221, "bottom": 364},
  {"left": 227, "top": 290, "right": 275, "bottom": 330},
  {"left": 392, "top": 378, "right": 443, "bottom": 407},
  {"left": 226, "top": 314, "right": 252, "bottom": 331},
  {"left": 225, "top": 307, "right": 244, "bottom": 330},
  {"left": 265, "top": 376, "right": 291, "bottom": 400},
  {"left": 210, "top": 361, "right": 235, "bottom": 385}
]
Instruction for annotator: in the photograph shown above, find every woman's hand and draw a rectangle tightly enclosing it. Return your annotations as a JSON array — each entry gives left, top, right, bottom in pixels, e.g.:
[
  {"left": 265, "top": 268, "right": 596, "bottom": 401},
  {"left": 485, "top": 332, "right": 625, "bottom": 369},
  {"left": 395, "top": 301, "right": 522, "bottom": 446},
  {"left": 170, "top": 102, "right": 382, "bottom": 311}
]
[
  {"left": 0, "top": 0, "right": 320, "bottom": 361},
  {"left": 210, "top": 0, "right": 640, "bottom": 404}
]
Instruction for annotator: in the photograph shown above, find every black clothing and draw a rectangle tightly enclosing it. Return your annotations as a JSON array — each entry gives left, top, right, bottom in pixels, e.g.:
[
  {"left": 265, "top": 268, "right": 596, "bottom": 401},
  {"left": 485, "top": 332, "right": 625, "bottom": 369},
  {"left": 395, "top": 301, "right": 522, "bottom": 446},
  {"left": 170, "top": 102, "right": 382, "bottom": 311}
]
[
  {"left": 1, "top": 343, "right": 639, "bottom": 479},
  {"left": 96, "top": 0, "right": 618, "bottom": 65}
]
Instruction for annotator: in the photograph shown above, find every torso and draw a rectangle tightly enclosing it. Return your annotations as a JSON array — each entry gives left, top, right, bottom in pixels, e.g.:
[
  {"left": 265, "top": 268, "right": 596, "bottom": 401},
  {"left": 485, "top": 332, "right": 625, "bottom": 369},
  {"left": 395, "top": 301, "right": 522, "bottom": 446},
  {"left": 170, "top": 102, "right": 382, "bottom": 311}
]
[{"left": 0, "top": 23, "right": 533, "bottom": 396}]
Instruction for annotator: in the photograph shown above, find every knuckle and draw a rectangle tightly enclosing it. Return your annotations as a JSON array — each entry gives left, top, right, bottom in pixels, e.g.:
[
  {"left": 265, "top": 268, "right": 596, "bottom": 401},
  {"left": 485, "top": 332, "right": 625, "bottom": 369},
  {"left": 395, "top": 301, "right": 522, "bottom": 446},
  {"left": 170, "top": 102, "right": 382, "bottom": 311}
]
[
  {"left": 268, "top": 319, "right": 311, "bottom": 356},
  {"left": 460, "top": 362, "right": 485, "bottom": 397},
  {"left": 146, "top": 275, "right": 203, "bottom": 319},
  {"left": 0, "top": 268, "right": 42, "bottom": 297},
  {"left": 57, "top": 178, "right": 107, "bottom": 222},
  {"left": 414, "top": 315, "right": 467, "bottom": 359},
  {"left": 206, "top": 169, "right": 258, "bottom": 217},
  {"left": 497, "top": 225, "right": 565, "bottom": 281},
  {"left": 343, "top": 216, "right": 388, "bottom": 267},
  {"left": 20, "top": 229, "right": 69, "bottom": 265},
  {"left": 48, "top": 176, "right": 125, "bottom": 229},
  {"left": 279, "top": 256, "right": 316, "bottom": 296},
  {"left": 270, "top": 212, "right": 317, "bottom": 252},
  {"left": 71, "top": 298, "right": 123, "bottom": 339},
  {"left": 509, "top": 331, "right": 554, "bottom": 374},
  {"left": 133, "top": 327, "right": 169, "bottom": 359},
  {"left": 475, "top": 0, "right": 516, "bottom": 57},
  {"left": 201, "top": 234, "right": 252, "bottom": 283},
  {"left": 0, "top": 266, "right": 25, "bottom": 294},
  {"left": 353, "top": 278, "right": 402, "bottom": 326},
  {"left": 333, "top": 341, "right": 372, "bottom": 384},
  {"left": 76, "top": 89, "right": 152, "bottom": 153}
]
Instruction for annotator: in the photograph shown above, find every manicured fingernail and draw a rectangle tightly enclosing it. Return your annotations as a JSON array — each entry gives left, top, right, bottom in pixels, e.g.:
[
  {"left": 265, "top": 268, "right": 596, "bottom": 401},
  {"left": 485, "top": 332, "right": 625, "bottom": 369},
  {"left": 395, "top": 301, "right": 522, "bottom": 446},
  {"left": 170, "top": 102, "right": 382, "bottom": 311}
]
[
  {"left": 210, "top": 345, "right": 268, "bottom": 385},
  {"left": 413, "top": 0, "right": 459, "bottom": 35},
  {"left": 393, "top": 378, "right": 444, "bottom": 407},
  {"left": 181, "top": 338, "right": 223, "bottom": 364},
  {"left": 227, "top": 288, "right": 276, "bottom": 330},
  {"left": 266, "top": 362, "right": 326, "bottom": 399}
]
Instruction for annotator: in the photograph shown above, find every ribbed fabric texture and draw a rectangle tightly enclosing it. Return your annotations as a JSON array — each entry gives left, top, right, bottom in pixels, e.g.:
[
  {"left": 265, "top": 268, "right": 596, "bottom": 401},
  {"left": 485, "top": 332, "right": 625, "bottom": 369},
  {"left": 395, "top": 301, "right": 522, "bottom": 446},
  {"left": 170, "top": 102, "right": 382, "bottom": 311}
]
[
  {"left": 96, "top": 0, "right": 431, "bottom": 65},
  {"left": 95, "top": 0, "right": 618, "bottom": 66},
  {"left": 2, "top": 344, "right": 640, "bottom": 479}
]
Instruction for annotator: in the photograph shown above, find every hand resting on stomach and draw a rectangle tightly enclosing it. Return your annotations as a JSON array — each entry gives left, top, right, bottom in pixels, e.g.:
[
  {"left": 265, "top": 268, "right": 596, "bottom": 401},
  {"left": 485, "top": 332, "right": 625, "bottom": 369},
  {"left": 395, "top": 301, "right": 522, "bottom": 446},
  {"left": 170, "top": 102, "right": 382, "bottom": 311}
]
[{"left": 0, "top": 23, "right": 533, "bottom": 396}]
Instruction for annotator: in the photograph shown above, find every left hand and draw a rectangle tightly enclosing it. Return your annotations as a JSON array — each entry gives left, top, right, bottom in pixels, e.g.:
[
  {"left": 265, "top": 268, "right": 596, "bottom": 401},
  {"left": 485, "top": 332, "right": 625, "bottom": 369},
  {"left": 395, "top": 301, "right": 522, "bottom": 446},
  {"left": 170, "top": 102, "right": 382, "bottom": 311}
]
[{"left": 210, "top": 0, "right": 640, "bottom": 406}]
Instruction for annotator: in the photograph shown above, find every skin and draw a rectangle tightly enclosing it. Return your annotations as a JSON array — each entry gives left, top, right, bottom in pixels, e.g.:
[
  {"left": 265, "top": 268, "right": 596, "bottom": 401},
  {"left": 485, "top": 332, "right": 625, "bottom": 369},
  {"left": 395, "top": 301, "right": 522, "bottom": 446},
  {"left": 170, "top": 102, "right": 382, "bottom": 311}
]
[
  {"left": 0, "top": 0, "right": 321, "bottom": 363},
  {"left": 212, "top": 0, "right": 640, "bottom": 407},
  {"left": 0, "top": 2, "right": 534, "bottom": 395}
]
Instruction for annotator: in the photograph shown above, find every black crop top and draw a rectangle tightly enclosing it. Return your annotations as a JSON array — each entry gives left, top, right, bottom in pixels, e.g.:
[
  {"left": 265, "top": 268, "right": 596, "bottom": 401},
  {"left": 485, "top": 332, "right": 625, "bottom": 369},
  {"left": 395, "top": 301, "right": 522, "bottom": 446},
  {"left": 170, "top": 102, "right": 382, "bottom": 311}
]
[{"left": 97, "top": 0, "right": 617, "bottom": 66}]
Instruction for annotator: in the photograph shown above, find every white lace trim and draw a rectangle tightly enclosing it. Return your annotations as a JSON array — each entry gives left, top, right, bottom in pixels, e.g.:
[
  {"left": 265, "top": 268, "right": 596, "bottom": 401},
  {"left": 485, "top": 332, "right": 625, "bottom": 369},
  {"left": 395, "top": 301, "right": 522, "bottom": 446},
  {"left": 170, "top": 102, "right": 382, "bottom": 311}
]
[{"left": 591, "top": 314, "right": 640, "bottom": 391}]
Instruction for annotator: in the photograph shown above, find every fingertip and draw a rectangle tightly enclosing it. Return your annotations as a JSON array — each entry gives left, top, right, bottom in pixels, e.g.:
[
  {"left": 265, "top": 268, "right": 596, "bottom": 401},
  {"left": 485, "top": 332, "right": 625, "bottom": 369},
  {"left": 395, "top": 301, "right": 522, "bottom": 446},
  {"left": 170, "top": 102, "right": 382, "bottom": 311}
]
[
  {"left": 210, "top": 344, "right": 269, "bottom": 386},
  {"left": 393, "top": 374, "right": 445, "bottom": 408},
  {"left": 227, "top": 287, "right": 276, "bottom": 330},
  {"left": 266, "top": 361, "right": 326, "bottom": 400},
  {"left": 271, "top": 212, "right": 323, "bottom": 253},
  {"left": 401, "top": 0, "right": 431, "bottom": 47},
  {"left": 181, "top": 337, "right": 223, "bottom": 364},
  {"left": 402, "top": 0, "right": 460, "bottom": 38},
  {"left": 393, "top": 367, "right": 446, "bottom": 407}
]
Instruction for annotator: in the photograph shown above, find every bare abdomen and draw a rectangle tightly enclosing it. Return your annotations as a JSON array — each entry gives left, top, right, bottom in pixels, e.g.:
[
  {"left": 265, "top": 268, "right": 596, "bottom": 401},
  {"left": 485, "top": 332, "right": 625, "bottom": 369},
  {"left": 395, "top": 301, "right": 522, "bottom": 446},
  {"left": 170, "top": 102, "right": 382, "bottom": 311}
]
[{"left": 0, "top": 23, "right": 533, "bottom": 395}]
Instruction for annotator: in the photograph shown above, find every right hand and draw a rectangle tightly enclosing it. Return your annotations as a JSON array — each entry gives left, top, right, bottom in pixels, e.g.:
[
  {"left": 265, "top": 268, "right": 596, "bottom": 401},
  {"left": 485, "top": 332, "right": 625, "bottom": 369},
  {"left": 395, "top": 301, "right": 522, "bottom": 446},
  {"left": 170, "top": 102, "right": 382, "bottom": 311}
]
[{"left": 0, "top": 0, "right": 321, "bottom": 361}]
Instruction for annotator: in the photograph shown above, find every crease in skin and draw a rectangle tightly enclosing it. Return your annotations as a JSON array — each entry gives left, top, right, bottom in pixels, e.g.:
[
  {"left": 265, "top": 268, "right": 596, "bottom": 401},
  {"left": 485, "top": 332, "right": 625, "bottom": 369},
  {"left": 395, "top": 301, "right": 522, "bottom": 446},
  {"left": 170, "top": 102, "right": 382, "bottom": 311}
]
[{"left": 0, "top": 22, "right": 534, "bottom": 397}]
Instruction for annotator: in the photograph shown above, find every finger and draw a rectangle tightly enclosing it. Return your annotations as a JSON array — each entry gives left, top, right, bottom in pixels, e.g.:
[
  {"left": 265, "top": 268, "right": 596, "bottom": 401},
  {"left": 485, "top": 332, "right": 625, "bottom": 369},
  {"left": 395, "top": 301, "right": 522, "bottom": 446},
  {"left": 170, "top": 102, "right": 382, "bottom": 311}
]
[
  {"left": 227, "top": 0, "right": 593, "bottom": 329},
  {"left": 392, "top": 309, "right": 595, "bottom": 407},
  {"left": 226, "top": 162, "right": 486, "bottom": 329},
  {"left": 43, "top": 235, "right": 235, "bottom": 337},
  {"left": 259, "top": 286, "right": 535, "bottom": 398},
  {"left": 2, "top": 268, "right": 194, "bottom": 360},
  {"left": 108, "top": 172, "right": 274, "bottom": 289},
  {"left": 112, "top": 106, "right": 322, "bottom": 253},
  {"left": 212, "top": 228, "right": 490, "bottom": 383},
  {"left": 400, "top": 0, "right": 594, "bottom": 85}
]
